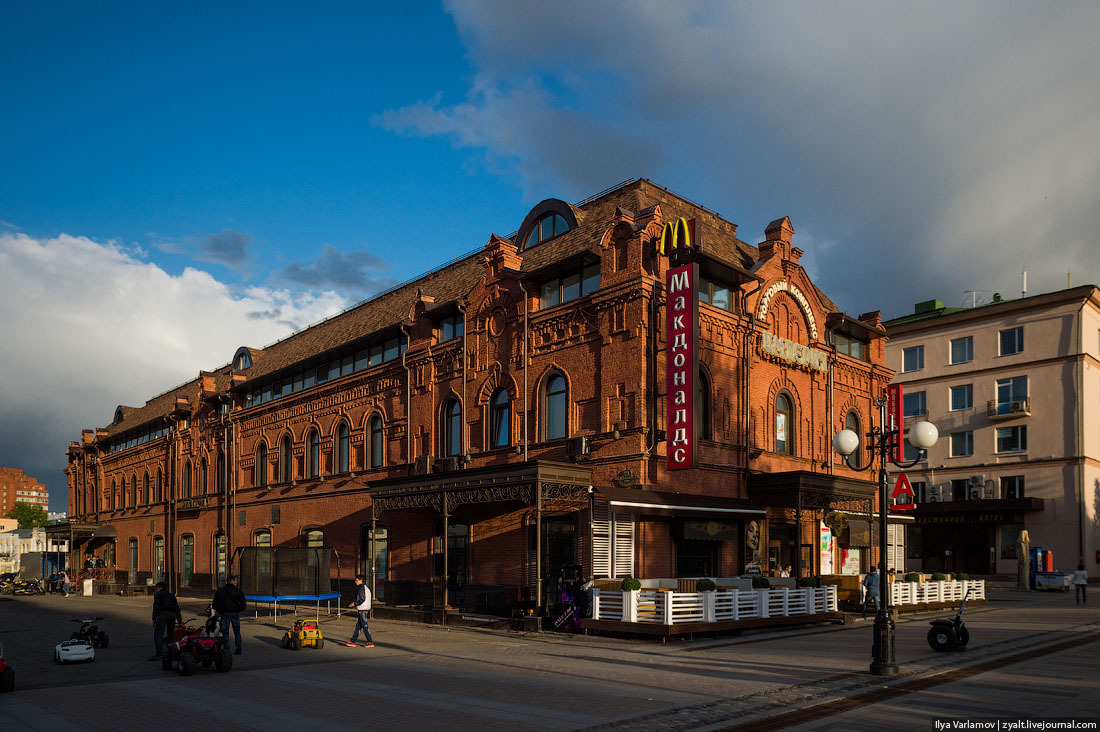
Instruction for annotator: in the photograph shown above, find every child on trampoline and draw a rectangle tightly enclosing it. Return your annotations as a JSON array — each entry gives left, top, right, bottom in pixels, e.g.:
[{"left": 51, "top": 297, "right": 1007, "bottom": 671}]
[{"left": 344, "top": 574, "right": 374, "bottom": 648}]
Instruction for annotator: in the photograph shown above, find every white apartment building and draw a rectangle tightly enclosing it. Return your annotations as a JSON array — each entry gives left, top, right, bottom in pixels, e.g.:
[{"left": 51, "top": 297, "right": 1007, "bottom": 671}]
[{"left": 884, "top": 286, "right": 1100, "bottom": 579}]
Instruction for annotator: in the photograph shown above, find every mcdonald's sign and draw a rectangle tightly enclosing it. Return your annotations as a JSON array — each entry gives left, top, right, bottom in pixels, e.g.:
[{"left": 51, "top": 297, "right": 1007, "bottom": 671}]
[{"left": 658, "top": 217, "right": 696, "bottom": 257}]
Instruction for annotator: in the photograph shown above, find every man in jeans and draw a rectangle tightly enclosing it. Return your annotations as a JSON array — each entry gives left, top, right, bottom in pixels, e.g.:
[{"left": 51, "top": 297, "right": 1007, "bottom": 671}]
[
  {"left": 344, "top": 574, "right": 374, "bottom": 647},
  {"left": 861, "top": 567, "right": 880, "bottom": 619},
  {"left": 213, "top": 575, "right": 247, "bottom": 655},
  {"left": 149, "top": 581, "right": 182, "bottom": 660}
]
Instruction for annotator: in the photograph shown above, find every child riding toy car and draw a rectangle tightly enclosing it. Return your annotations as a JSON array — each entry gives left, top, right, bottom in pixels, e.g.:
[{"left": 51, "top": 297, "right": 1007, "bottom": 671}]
[
  {"left": 282, "top": 619, "right": 324, "bottom": 650},
  {"left": 162, "top": 608, "right": 232, "bottom": 675}
]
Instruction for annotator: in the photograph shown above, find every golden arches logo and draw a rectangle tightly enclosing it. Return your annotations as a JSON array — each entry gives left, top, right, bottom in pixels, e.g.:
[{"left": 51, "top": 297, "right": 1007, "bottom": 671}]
[{"left": 659, "top": 217, "right": 694, "bottom": 256}]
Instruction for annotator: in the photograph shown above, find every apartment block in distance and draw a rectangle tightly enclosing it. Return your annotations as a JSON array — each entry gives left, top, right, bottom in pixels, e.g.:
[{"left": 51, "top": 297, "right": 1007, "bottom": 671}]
[
  {"left": 884, "top": 286, "right": 1100, "bottom": 579},
  {"left": 0, "top": 467, "right": 50, "bottom": 516}
]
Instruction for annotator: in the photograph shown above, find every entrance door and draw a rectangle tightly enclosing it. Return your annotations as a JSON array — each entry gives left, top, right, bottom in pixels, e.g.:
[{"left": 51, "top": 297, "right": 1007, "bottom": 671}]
[
  {"left": 181, "top": 535, "right": 194, "bottom": 587},
  {"left": 768, "top": 520, "right": 797, "bottom": 575},
  {"left": 360, "top": 524, "right": 388, "bottom": 601},
  {"left": 153, "top": 537, "right": 164, "bottom": 583},
  {"left": 128, "top": 538, "right": 138, "bottom": 585},
  {"left": 214, "top": 533, "right": 227, "bottom": 587},
  {"left": 540, "top": 515, "right": 577, "bottom": 608}
]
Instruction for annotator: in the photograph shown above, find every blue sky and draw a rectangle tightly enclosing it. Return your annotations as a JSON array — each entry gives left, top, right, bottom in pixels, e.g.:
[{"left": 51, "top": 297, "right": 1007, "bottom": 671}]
[{"left": 2, "top": 1, "right": 1099, "bottom": 511}]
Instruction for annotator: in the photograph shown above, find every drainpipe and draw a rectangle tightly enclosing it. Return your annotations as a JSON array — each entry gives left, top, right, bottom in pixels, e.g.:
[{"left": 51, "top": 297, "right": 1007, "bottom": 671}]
[
  {"left": 400, "top": 323, "right": 412, "bottom": 467},
  {"left": 1076, "top": 311, "right": 1084, "bottom": 564},
  {"left": 647, "top": 282, "right": 659, "bottom": 454},
  {"left": 168, "top": 416, "right": 178, "bottom": 593},
  {"left": 742, "top": 280, "right": 762, "bottom": 476},
  {"left": 828, "top": 337, "right": 836, "bottom": 475},
  {"left": 459, "top": 301, "right": 468, "bottom": 459},
  {"left": 517, "top": 282, "right": 530, "bottom": 461}
]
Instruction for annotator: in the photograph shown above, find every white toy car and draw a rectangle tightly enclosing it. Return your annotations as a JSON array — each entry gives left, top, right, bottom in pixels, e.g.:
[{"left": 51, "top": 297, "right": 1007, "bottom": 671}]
[{"left": 55, "top": 639, "right": 95, "bottom": 664}]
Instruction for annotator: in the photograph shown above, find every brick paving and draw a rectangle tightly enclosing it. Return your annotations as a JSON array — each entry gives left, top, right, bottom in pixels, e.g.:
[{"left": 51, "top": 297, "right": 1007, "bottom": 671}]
[{"left": 1, "top": 589, "right": 1096, "bottom": 730}]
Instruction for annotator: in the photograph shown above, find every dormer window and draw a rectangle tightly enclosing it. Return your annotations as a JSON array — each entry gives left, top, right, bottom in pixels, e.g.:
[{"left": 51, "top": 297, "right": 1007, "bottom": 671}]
[
  {"left": 233, "top": 347, "right": 253, "bottom": 370},
  {"left": 523, "top": 213, "right": 570, "bottom": 249},
  {"left": 114, "top": 407, "right": 125, "bottom": 425},
  {"left": 436, "top": 313, "right": 464, "bottom": 343}
]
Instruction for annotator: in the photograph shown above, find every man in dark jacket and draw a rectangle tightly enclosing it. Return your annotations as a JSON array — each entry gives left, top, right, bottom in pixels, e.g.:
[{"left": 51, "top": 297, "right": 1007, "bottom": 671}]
[
  {"left": 150, "top": 581, "right": 182, "bottom": 660},
  {"left": 212, "top": 575, "right": 247, "bottom": 655}
]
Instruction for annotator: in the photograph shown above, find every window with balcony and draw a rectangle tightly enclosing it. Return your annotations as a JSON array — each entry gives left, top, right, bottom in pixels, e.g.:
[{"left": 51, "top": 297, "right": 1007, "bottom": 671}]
[
  {"left": 950, "top": 336, "right": 973, "bottom": 364},
  {"left": 996, "top": 425, "right": 1027, "bottom": 453},
  {"left": 1000, "top": 327, "right": 1023, "bottom": 355},
  {"left": 950, "top": 384, "right": 973, "bottom": 411},
  {"left": 903, "top": 391, "right": 926, "bottom": 417},
  {"left": 902, "top": 345, "right": 924, "bottom": 372},
  {"left": 950, "top": 431, "right": 973, "bottom": 457}
]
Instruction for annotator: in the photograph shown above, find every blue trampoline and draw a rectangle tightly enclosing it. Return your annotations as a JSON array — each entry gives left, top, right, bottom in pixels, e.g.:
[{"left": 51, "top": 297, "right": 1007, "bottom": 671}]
[
  {"left": 234, "top": 546, "right": 344, "bottom": 622},
  {"left": 245, "top": 592, "right": 342, "bottom": 621}
]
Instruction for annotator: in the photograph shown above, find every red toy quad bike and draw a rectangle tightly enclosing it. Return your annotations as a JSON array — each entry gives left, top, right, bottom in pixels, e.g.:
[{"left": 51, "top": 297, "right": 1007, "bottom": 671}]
[
  {"left": 162, "top": 611, "right": 232, "bottom": 676},
  {"left": 0, "top": 642, "right": 14, "bottom": 692}
]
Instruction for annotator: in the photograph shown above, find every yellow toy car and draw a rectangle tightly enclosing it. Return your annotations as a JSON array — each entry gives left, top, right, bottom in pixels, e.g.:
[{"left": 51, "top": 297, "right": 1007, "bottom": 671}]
[{"left": 282, "top": 619, "right": 324, "bottom": 650}]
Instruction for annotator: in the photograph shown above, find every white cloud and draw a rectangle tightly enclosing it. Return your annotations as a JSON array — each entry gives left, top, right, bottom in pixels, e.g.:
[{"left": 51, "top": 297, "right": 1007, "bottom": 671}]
[
  {"left": 0, "top": 232, "right": 347, "bottom": 509},
  {"left": 386, "top": 0, "right": 1100, "bottom": 315}
]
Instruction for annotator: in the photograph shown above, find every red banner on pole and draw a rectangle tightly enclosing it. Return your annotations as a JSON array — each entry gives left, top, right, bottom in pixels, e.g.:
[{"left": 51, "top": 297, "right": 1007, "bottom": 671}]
[{"left": 886, "top": 383, "right": 903, "bottom": 463}]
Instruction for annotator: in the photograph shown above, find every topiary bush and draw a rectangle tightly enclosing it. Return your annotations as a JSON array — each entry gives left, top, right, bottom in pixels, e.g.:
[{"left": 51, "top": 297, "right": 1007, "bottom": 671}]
[
  {"left": 904, "top": 573, "right": 921, "bottom": 583},
  {"left": 620, "top": 577, "right": 641, "bottom": 591},
  {"left": 798, "top": 576, "right": 819, "bottom": 588},
  {"left": 751, "top": 576, "right": 772, "bottom": 589},
  {"left": 953, "top": 572, "right": 970, "bottom": 581},
  {"left": 931, "top": 572, "right": 947, "bottom": 581},
  {"left": 696, "top": 578, "right": 716, "bottom": 592}
]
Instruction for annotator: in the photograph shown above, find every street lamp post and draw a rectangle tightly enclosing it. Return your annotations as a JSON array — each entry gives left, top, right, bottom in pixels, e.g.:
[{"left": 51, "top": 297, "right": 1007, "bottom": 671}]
[{"left": 832, "top": 393, "right": 938, "bottom": 676}]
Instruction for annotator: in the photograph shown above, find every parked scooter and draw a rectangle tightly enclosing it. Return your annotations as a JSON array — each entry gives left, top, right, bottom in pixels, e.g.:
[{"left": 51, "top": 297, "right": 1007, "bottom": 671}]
[{"left": 927, "top": 587, "right": 971, "bottom": 651}]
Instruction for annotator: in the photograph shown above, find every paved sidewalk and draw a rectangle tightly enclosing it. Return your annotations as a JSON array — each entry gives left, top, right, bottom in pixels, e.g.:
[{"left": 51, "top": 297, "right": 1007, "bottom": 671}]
[{"left": 1, "top": 589, "right": 1095, "bottom": 731}]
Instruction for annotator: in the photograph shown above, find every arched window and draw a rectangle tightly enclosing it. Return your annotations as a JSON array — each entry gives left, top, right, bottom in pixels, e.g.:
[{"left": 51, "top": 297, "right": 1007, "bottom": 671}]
[
  {"left": 698, "top": 369, "right": 713, "bottom": 441},
  {"left": 183, "top": 460, "right": 193, "bottom": 497},
  {"left": 442, "top": 398, "right": 463, "bottom": 457},
  {"left": 200, "top": 457, "right": 208, "bottom": 494},
  {"left": 254, "top": 529, "right": 271, "bottom": 547},
  {"left": 523, "top": 212, "right": 571, "bottom": 249},
  {"left": 156, "top": 469, "right": 163, "bottom": 502},
  {"left": 776, "top": 393, "right": 794, "bottom": 455},
  {"left": 845, "top": 410, "right": 861, "bottom": 436},
  {"left": 280, "top": 435, "right": 292, "bottom": 482},
  {"left": 489, "top": 389, "right": 511, "bottom": 448},
  {"left": 256, "top": 442, "right": 267, "bottom": 487},
  {"left": 215, "top": 453, "right": 224, "bottom": 493},
  {"left": 543, "top": 373, "right": 568, "bottom": 441},
  {"left": 302, "top": 527, "right": 324, "bottom": 548},
  {"left": 369, "top": 415, "right": 384, "bottom": 468},
  {"left": 307, "top": 429, "right": 320, "bottom": 478},
  {"left": 142, "top": 473, "right": 150, "bottom": 505},
  {"left": 128, "top": 475, "right": 135, "bottom": 506},
  {"left": 336, "top": 422, "right": 350, "bottom": 473},
  {"left": 109, "top": 479, "right": 115, "bottom": 510}
]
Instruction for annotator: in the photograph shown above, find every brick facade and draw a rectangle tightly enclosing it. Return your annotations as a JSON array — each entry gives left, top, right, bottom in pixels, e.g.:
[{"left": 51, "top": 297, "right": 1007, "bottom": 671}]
[{"left": 64, "top": 179, "right": 890, "bottom": 612}]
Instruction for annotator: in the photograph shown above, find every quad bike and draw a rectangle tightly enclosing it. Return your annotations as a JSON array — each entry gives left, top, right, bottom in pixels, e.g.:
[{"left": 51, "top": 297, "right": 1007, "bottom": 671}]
[
  {"left": 927, "top": 588, "right": 971, "bottom": 652},
  {"left": 163, "top": 609, "right": 232, "bottom": 676},
  {"left": 70, "top": 617, "right": 109, "bottom": 648},
  {"left": 282, "top": 619, "right": 324, "bottom": 650},
  {"left": 0, "top": 642, "right": 14, "bottom": 692}
]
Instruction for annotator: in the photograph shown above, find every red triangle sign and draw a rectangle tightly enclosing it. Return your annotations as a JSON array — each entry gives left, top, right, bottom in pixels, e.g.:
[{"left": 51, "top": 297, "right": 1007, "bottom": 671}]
[{"left": 891, "top": 472, "right": 916, "bottom": 511}]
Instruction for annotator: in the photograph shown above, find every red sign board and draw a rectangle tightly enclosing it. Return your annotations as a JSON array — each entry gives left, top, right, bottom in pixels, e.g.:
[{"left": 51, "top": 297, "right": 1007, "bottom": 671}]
[
  {"left": 666, "top": 262, "right": 699, "bottom": 470},
  {"left": 891, "top": 472, "right": 916, "bottom": 511},
  {"left": 886, "top": 383, "right": 904, "bottom": 463}
]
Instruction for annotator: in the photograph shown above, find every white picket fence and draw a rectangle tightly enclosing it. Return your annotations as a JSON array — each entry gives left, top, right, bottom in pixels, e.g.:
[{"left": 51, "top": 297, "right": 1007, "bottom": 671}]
[
  {"left": 886, "top": 579, "right": 985, "bottom": 605},
  {"left": 590, "top": 586, "right": 838, "bottom": 625}
]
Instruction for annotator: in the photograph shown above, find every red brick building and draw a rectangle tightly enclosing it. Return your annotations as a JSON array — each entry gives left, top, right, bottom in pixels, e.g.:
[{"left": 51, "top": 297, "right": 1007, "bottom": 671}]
[
  {"left": 62, "top": 179, "right": 892, "bottom": 611},
  {"left": 1, "top": 466, "right": 49, "bottom": 516}
]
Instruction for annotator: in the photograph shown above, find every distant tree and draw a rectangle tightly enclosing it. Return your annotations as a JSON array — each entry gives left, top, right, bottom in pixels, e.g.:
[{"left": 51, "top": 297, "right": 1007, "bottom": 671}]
[{"left": 7, "top": 503, "right": 48, "bottom": 529}]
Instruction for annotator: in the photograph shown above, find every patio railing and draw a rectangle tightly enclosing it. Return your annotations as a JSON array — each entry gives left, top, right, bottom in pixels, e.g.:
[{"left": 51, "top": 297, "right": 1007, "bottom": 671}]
[
  {"left": 590, "top": 586, "right": 838, "bottom": 625},
  {"left": 886, "top": 579, "right": 985, "bottom": 605}
]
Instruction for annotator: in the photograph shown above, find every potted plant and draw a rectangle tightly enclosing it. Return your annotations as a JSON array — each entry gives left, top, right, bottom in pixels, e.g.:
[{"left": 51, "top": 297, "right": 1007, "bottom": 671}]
[
  {"left": 931, "top": 572, "right": 947, "bottom": 582},
  {"left": 904, "top": 572, "right": 921, "bottom": 583},
  {"left": 620, "top": 577, "right": 641, "bottom": 591},
  {"left": 751, "top": 576, "right": 771, "bottom": 589},
  {"left": 696, "top": 578, "right": 716, "bottom": 592},
  {"left": 798, "top": 576, "right": 819, "bottom": 588}
]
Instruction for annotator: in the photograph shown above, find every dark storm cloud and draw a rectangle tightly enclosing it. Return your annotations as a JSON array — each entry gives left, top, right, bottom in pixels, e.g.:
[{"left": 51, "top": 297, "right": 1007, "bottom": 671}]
[
  {"left": 276, "top": 244, "right": 395, "bottom": 295},
  {"left": 384, "top": 0, "right": 1100, "bottom": 317},
  {"left": 192, "top": 229, "right": 253, "bottom": 269}
]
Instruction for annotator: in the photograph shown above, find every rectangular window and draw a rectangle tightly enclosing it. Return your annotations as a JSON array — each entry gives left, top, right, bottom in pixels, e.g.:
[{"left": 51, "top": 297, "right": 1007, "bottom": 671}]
[
  {"left": 698, "top": 276, "right": 733, "bottom": 312},
  {"left": 1000, "top": 326, "right": 1023, "bottom": 355},
  {"left": 951, "top": 478, "right": 970, "bottom": 502},
  {"left": 950, "top": 384, "right": 973, "bottom": 411},
  {"left": 1001, "top": 475, "right": 1025, "bottom": 499},
  {"left": 950, "top": 431, "right": 973, "bottom": 457},
  {"left": 304, "top": 369, "right": 315, "bottom": 389},
  {"left": 834, "top": 332, "right": 869, "bottom": 361},
  {"left": 911, "top": 481, "right": 927, "bottom": 503},
  {"left": 902, "top": 345, "right": 924, "bottom": 372},
  {"left": 383, "top": 337, "right": 400, "bottom": 362},
  {"left": 369, "top": 343, "right": 384, "bottom": 366},
  {"left": 950, "top": 336, "right": 973, "bottom": 364},
  {"left": 903, "top": 391, "right": 926, "bottom": 417},
  {"left": 328, "top": 360, "right": 341, "bottom": 381},
  {"left": 540, "top": 280, "right": 560, "bottom": 308},
  {"left": 581, "top": 263, "right": 600, "bottom": 296},
  {"left": 437, "top": 315, "right": 464, "bottom": 343},
  {"left": 996, "top": 425, "right": 1027, "bottom": 453},
  {"left": 904, "top": 441, "right": 921, "bottom": 462},
  {"left": 995, "top": 376, "right": 1027, "bottom": 412},
  {"left": 561, "top": 271, "right": 582, "bottom": 302},
  {"left": 540, "top": 263, "right": 601, "bottom": 308},
  {"left": 340, "top": 355, "right": 354, "bottom": 376},
  {"left": 354, "top": 348, "right": 369, "bottom": 372}
]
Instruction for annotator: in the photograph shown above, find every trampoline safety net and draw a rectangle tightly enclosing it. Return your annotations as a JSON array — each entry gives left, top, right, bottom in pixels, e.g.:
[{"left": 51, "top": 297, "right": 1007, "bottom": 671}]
[{"left": 238, "top": 546, "right": 334, "bottom": 597}]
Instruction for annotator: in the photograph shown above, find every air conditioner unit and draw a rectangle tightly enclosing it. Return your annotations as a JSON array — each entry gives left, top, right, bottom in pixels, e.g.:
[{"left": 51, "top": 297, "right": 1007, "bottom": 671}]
[
  {"left": 1010, "top": 400, "right": 1027, "bottom": 412},
  {"left": 565, "top": 436, "right": 590, "bottom": 459},
  {"left": 968, "top": 474, "right": 986, "bottom": 487},
  {"left": 413, "top": 455, "right": 433, "bottom": 476},
  {"left": 969, "top": 486, "right": 983, "bottom": 500},
  {"left": 438, "top": 456, "right": 461, "bottom": 473},
  {"left": 927, "top": 485, "right": 943, "bottom": 502}
]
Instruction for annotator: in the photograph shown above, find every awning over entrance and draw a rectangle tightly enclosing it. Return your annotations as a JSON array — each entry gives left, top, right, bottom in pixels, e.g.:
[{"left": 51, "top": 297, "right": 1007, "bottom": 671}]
[
  {"left": 596, "top": 485, "right": 765, "bottom": 519},
  {"left": 747, "top": 470, "right": 877, "bottom": 510},
  {"left": 914, "top": 496, "right": 1044, "bottom": 524},
  {"left": 93, "top": 525, "right": 117, "bottom": 538},
  {"left": 44, "top": 522, "right": 103, "bottom": 542}
]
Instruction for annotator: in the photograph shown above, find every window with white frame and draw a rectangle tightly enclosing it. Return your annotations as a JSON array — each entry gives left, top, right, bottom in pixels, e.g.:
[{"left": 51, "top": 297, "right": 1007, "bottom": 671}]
[
  {"left": 1000, "top": 327, "right": 1023, "bottom": 355},
  {"left": 903, "top": 391, "right": 926, "bottom": 417},
  {"left": 950, "top": 431, "right": 973, "bottom": 457},
  {"left": 950, "top": 384, "right": 973, "bottom": 411},
  {"left": 950, "top": 336, "right": 973, "bottom": 364},
  {"left": 996, "top": 425, "right": 1027, "bottom": 453},
  {"left": 995, "top": 376, "right": 1027, "bottom": 412},
  {"left": 902, "top": 345, "right": 924, "bottom": 372}
]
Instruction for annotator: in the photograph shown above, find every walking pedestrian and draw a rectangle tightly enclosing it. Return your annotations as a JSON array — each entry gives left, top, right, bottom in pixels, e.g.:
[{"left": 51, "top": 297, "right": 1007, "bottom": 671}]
[
  {"left": 213, "top": 575, "right": 247, "bottom": 655},
  {"left": 59, "top": 570, "right": 70, "bottom": 597},
  {"left": 1072, "top": 563, "right": 1088, "bottom": 605},
  {"left": 861, "top": 567, "right": 880, "bottom": 619},
  {"left": 149, "top": 581, "right": 182, "bottom": 661},
  {"left": 344, "top": 574, "right": 374, "bottom": 647}
]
